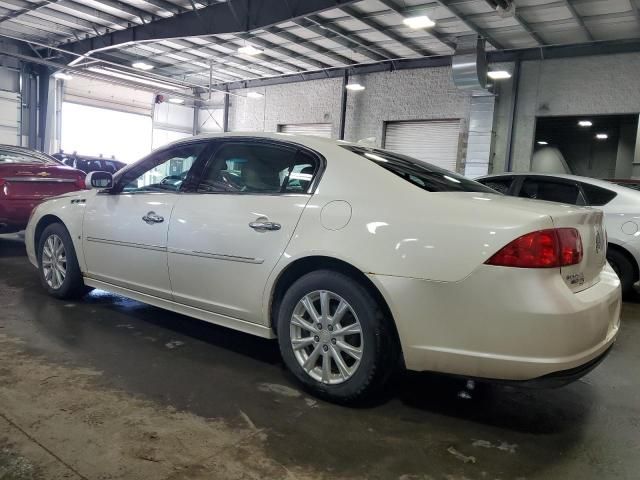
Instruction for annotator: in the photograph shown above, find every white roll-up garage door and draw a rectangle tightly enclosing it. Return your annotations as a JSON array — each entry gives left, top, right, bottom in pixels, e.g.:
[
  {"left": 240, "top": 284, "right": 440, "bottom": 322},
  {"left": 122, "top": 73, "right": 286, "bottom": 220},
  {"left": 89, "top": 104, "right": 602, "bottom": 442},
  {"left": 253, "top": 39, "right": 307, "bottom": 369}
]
[
  {"left": 278, "top": 123, "right": 332, "bottom": 138},
  {"left": 0, "top": 91, "right": 20, "bottom": 145},
  {"left": 384, "top": 120, "right": 461, "bottom": 172},
  {"left": 63, "top": 76, "right": 153, "bottom": 116}
]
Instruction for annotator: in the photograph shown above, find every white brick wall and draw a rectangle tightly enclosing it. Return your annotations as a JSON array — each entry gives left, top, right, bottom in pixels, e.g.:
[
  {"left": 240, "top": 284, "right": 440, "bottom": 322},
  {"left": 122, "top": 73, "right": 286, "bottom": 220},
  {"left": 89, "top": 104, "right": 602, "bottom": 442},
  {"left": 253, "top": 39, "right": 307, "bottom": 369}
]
[
  {"left": 228, "top": 67, "right": 475, "bottom": 170},
  {"left": 493, "top": 52, "right": 640, "bottom": 172}
]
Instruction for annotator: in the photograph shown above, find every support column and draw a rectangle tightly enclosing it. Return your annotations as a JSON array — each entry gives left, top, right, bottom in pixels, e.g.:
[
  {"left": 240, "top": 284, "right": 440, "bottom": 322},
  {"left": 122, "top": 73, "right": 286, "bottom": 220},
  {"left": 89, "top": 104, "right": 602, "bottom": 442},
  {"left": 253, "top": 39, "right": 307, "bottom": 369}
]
[{"left": 338, "top": 70, "right": 348, "bottom": 140}]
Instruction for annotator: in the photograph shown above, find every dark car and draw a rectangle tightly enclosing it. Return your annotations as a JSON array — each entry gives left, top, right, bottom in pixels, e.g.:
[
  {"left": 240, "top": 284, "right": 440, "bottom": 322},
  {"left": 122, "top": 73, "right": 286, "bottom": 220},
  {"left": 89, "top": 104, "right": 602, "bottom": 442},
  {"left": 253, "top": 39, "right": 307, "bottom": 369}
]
[
  {"left": 60, "top": 154, "right": 126, "bottom": 174},
  {"left": 0, "top": 145, "right": 86, "bottom": 233}
]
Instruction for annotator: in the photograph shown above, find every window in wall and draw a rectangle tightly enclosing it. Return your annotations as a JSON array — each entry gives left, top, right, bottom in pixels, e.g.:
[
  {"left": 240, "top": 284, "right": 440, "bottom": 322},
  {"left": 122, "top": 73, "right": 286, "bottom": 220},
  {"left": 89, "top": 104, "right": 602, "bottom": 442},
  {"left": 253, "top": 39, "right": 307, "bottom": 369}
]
[
  {"left": 61, "top": 102, "right": 152, "bottom": 163},
  {"left": 152, "top": 128, "right": 192, "bottom": 149}
]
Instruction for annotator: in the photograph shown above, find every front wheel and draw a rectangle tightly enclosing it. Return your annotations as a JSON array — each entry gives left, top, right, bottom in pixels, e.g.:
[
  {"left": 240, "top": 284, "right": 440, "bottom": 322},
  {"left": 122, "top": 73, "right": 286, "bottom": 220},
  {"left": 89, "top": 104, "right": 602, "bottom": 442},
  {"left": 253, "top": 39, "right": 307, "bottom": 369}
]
[
  {"left": 277, "top": 270, "right": 399, "bottom": 403},
  {"left": 38, "top": 223, "right": 89, "bottom": 299}
]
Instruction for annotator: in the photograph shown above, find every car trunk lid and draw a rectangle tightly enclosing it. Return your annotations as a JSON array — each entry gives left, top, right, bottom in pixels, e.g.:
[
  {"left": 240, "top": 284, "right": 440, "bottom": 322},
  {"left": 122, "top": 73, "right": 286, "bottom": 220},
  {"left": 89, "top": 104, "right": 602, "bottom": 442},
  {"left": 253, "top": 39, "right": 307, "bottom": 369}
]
[
  {"left": 0, "top": 164, "right": 84, "bottom": 199},
  {"left": 551, "top": 207, "right": 607, "bottom": 292}
]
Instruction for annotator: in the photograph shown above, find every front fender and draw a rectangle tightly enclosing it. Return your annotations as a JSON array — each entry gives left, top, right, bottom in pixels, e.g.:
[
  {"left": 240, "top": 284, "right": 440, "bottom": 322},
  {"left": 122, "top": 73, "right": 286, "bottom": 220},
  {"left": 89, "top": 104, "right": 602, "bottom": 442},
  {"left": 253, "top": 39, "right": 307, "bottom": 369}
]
[{"left": 26, "top": 191, "right": 94, "bottom": 271}]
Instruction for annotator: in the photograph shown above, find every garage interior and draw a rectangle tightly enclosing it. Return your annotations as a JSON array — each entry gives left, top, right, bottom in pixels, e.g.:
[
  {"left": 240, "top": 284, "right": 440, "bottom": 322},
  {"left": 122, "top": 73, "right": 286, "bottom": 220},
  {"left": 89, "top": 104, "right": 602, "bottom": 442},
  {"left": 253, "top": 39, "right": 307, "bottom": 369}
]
[{"left": 1, "top": 0, "right": 640, "bottom": 479}]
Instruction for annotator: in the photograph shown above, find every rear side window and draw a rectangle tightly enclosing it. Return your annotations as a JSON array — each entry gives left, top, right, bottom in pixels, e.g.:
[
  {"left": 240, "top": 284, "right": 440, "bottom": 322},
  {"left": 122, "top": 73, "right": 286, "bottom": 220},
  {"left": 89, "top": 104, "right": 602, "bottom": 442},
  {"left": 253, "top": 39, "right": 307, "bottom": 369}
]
[
  {"left": 479, "top": 177, "right": 513, "bottom": 194},
  {"left": 519, "top": 179, "right": 586, "bottom": 205},
  {"left": 580, "top": 183, "right": 617, "bottom": 206},
  {"left": 342, "top": 145, "right": 495, "bottom": 193}
]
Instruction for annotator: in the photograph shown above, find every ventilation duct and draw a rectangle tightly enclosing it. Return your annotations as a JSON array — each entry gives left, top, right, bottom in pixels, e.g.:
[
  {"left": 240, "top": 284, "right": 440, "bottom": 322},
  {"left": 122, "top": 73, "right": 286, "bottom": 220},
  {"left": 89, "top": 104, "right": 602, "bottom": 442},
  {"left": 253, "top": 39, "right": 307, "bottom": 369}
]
[{"left": 452, "top": 36, "right": 488, "bottom": 90}]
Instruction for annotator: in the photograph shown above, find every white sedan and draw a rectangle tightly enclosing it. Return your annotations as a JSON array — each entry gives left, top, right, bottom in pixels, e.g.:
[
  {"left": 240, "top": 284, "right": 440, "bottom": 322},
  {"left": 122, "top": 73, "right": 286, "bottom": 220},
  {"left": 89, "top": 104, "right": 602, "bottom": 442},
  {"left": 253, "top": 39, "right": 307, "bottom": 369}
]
[
  {"left": 25, "top": 133, "right": 620, "bottom": 402},
  {"left": 478, "top": 173, "right": 640, "bottom": 296}
]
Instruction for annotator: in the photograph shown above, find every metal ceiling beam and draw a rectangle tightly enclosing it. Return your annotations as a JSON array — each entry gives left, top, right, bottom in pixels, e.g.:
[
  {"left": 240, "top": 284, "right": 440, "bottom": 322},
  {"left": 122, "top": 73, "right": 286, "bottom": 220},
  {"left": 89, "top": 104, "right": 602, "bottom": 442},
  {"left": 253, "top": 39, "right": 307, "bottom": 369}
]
[
  {"left": 563, "top": 0, "right": 594, "bottom": 41},
  {"left": 0, "top": 0, "right": 64, "bottom": 26},
  {"left": 233, "top": 32, "right": 333, "bottom": 70},
  {"left": 58, "top": 0, "right": 361, "bottom": 56},
  {"left": 432, "top": 0, "right": 504, "bottom": 49},
  {"left": 339, "top": 5, "right": 435, "bottom": 57},
  {"left": 295, "top": 16, "right": 393, "bottom": 62},
  {"left": 376, "top": 0, "right": 456, "bottom": 51},
  {"left": 136, "top": 0, "right": 184, "bottom": 15},
  {"left": 263, "top": 25, "right": 355, "bottom": 66}
]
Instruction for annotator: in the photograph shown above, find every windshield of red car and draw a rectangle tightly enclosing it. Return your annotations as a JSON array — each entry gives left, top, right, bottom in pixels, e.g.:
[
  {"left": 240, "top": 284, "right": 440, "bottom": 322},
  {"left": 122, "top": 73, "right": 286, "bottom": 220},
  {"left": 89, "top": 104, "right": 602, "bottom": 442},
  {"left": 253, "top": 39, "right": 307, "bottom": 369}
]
[
  {"left": 0, "top": 149, "right": 58, "bottom": 165},
  {"left": 341, "top": 145, "right": 496, "bottom": 193}
]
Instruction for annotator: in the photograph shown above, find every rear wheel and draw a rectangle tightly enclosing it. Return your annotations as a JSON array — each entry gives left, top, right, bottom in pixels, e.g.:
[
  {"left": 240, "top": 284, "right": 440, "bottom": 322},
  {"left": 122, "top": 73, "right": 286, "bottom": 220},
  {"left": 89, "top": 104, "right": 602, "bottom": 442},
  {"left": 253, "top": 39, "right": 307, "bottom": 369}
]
[
  {"left": 607, "top": 248, "right": 635, "bottom": 297},
  {"left": 277, "top": 270, "right": 398, "bottom": 403},
  {"left": 38, "top": 223, "right": 89, "bottom": 299}
]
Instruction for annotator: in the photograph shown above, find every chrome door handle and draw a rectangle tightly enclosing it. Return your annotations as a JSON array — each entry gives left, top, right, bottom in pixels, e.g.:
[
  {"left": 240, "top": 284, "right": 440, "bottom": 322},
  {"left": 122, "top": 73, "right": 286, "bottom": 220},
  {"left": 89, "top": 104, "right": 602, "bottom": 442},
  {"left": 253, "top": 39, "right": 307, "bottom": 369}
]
[
  {"left": 249, "top": 221, "right": 281, "bottom": 231},
  {"left": 142, "top": 211, "right": 164, "bottom": 224}
]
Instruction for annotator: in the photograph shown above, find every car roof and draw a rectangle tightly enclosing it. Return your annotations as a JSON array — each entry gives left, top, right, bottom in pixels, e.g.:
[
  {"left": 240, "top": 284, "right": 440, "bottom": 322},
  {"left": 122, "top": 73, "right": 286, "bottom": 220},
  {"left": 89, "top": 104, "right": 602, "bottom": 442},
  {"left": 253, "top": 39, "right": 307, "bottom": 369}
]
[
  {"left": 161, "top": 131, "right": 357, "bottom": 152},
  {"left": 478, "top": 171, "right": 640, "bottom": 201}
]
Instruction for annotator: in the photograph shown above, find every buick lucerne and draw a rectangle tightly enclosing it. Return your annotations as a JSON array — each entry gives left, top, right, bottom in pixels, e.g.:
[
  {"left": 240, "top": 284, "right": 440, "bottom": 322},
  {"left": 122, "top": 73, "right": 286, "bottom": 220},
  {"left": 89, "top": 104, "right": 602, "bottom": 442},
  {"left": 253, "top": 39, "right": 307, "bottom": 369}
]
[{"left": 25, "top": 133, "right": 621, "bottom": 402}]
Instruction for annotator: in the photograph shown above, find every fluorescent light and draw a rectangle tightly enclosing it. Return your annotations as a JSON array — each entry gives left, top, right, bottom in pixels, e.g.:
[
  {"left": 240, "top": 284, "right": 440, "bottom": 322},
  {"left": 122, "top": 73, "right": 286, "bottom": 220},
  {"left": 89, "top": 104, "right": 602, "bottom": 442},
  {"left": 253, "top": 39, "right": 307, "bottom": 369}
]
[
  {"left": 537, "top": 141, "right": 548, "bottom": 145},
  {"left": 168, "top": 98, "right": 185, "bottom": 104},
  {"left": 346, "top": 83, "right": 365, "bottom": 91},
  {"left": 596, "top": 133, "right": 608, "bottom": 140},
  {"left": 132, "top": 61, "right": 154, "bottom": 71},
  {"left": 238, "top": 45, "right": 262, "bottom": 55},
  {"left": 578, "top": 120, "right": 593, "bottom": 127},
  {"left": 487, "top": 70, "right": 512, "bottom": 80},
  {"left": 87, "top": 67, "right": 183, "bottom": 91},
  {"left": 403, "top": 15, "right": 436, "bottom": 29},
  {"left": 247, "top": 92, "right": 264, "bottom": 99},
  {"left": 53, "top": 72, "right": 72, "bottom": 81}
]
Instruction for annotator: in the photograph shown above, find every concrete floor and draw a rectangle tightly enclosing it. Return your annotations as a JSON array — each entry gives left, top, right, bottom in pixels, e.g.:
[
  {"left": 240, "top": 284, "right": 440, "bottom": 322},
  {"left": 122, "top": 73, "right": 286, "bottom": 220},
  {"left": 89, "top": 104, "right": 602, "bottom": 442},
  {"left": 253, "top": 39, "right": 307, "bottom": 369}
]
[{"left": 0, "top": 234, "right": 639, "bottom": 480}]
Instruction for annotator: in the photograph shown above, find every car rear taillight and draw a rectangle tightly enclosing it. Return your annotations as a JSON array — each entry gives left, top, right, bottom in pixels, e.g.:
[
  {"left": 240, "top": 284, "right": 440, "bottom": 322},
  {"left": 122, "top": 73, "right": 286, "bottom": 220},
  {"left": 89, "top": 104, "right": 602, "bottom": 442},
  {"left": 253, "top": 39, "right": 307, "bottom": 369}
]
[
  {"left": 0, "top": 178, "right": 6, "bottom": 196},
  {"left": 76, "top": 175, "right": 87, "bottom": 190},
  {"left": 486, "top": 228, "right": 583, "bottom": 268}
]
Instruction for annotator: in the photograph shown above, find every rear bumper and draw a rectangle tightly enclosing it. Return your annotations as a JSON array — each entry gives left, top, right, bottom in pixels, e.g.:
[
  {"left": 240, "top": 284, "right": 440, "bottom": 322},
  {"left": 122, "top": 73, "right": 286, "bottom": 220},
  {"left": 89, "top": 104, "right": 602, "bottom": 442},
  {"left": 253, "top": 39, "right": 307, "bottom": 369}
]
[
  {"left": 370, "top": 263, "right": 621, "bottom": 382},
  {"left": 0, "top": 197, "right": 44, "bottom": 231}
]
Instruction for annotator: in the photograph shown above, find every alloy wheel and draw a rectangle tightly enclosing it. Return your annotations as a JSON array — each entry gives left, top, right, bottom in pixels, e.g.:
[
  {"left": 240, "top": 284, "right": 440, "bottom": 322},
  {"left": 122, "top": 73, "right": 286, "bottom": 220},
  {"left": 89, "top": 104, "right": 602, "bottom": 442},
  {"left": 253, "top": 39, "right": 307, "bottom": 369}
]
[
  {"left": 290, "top": 290, "right": 363, "bottom": 385},
  {"left": 42, "top": 234, "right": 67, "bottom": 290}
]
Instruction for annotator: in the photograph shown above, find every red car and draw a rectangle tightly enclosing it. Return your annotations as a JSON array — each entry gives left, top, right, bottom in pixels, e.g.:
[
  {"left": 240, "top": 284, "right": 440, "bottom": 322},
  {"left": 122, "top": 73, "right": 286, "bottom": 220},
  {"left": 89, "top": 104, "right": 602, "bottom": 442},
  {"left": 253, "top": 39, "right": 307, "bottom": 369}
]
[{"left": 0, "top": 145, "right": 86, "bottom": 234}]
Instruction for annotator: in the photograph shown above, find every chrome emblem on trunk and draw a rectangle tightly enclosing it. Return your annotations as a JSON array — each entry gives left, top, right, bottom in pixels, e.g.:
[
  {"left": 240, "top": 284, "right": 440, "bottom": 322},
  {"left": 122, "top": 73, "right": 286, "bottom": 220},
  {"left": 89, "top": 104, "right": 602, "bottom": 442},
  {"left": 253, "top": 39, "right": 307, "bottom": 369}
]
[{"left": 595, "top": 229, "right": 603, "bottom": 254}]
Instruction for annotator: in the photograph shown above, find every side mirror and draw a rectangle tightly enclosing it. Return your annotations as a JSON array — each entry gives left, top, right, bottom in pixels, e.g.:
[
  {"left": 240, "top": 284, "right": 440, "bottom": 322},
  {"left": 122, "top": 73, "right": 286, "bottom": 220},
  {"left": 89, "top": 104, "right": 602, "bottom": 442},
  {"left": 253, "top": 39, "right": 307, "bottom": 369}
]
[{"left": 85, "top": 171, "right": 113, "bottom": 190}]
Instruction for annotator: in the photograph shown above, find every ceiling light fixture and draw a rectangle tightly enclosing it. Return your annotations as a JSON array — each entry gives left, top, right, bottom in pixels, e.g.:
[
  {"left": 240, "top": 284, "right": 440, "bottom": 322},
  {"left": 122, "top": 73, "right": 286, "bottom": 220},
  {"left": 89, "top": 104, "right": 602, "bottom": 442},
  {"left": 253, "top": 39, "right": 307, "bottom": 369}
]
[
  {"left": 238, "top": 45, "right": 263, "bottom": 55},
  {"left": 596, "top": 133, "right": 608, "bottom": 140},
  {"left": 132, "top": 61, "right": 154, "bottom": 71},
  {"left": 578, "top": 120, "right": 593, "bottom": 127},
  {"left": 346, "top": 83, "right": 365, "bottom": 91},
  {"left": 53, "top": 72, "right": 73, "bottom": 81},
  {"left": 537, "top": 141, "right": 548, "bottom": 145},
  {"left": 168, "top": 98, "right": 185, "bottom": 104},
  {"left": 247, "top": 92, "right": 264, "bottom": 99},
  {"left": 487, "top": 70, "right": 512, "bottom": 80},
  {"left": 403, "top": 15, "right": 436, "bottom": 29}
]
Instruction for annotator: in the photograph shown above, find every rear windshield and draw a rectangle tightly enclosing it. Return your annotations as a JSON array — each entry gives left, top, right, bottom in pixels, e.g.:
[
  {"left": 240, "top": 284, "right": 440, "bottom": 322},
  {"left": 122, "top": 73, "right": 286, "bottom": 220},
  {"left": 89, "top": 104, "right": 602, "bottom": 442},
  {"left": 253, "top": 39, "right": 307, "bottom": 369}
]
[
  {"left": 0, "top": 148, "right": 58, "bottom": 165},
  {"left": 342, "top": 145, "right": 495, "bottom": 193}
]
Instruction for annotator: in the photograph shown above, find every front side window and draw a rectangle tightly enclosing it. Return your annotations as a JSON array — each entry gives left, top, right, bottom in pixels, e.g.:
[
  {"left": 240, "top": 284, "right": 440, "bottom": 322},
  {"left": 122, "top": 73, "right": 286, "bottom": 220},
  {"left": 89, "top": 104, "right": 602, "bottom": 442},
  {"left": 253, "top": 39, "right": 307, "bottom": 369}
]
[
  {"left": 118, "top": 143, "right": 206, "bottom": 193},
  {"left": 342, "top": 145, "right": 495, "bottom": 193},
  {"left": 197, "top": 142, "right": 318, "bottom": 194},
  {"left": 519, "top": 178, "right": 586, "bottom": 205}
]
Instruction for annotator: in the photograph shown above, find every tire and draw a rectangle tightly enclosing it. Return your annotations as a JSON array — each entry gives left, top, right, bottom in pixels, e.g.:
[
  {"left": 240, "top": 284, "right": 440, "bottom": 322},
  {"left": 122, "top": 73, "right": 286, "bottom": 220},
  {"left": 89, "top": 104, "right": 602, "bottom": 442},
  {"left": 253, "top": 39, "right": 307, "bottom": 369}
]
[
  {"left": 277, "top": 270, "right": 399, "bottom": 404},
  {"left": 607, "top": 248, "right": 635, "bottom": 297},
  {"left": 37, "top": 223, "right": 89, "bottom": 299}
]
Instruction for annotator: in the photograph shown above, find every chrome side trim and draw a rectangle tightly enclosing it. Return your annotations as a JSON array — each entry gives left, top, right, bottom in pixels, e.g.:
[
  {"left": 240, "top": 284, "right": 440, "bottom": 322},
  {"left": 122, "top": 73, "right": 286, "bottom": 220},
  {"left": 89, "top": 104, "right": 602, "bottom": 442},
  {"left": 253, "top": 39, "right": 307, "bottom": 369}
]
[
  {"left": 83, "top": 277, "right": 275, "bottom": 339},
  {"left": 5, "top": 177, "right": 77, "bottom": 183},
  {"left": 86, "top": 236, "right": 166, "bottom": 252},
  {"left": 168, "top": 247, "right": 264, "bottom": 264}
]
